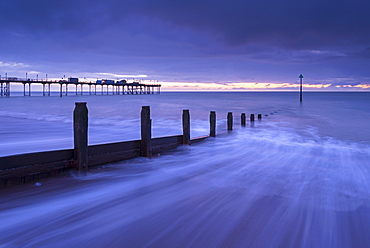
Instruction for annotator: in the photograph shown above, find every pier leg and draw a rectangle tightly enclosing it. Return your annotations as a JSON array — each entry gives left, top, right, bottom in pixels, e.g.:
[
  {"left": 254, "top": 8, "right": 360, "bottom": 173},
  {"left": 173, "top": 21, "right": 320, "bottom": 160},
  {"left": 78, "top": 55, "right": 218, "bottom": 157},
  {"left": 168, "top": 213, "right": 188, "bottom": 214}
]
[
  {"left": 210, "top": 111, "right": 216, "bottom": 137},
  {"left": 241, "top": 113, "right": 246, "bottom": 127},
  {"left": 5, "top": 83, "right": 10, "bottom": 97},
  {"left": 227, "top": 112, "right": 233, "bottom": 131},
  {"left": 141, "top": 106, "right": 152, "bottom": 158},
  {"left": 258, "top": 114, "right": 262, "bottom": 119},
  {"left": 182, "top": 110, "right": 191, "bottom": 145},
  {"left": 73, "top": 102, "right": 88, "bottom": 173},
  {"left": 250, "top": 114, "right": 255, "bottom": 122},
  {"left": 60, "top": 83, "right": 62, "bottom": 97}
]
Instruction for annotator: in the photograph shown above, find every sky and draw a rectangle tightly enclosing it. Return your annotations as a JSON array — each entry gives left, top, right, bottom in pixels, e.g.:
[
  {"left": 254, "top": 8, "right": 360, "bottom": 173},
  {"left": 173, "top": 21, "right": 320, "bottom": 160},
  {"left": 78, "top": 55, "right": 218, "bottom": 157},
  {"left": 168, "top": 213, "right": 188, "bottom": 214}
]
[{"left": 0, "top": 0, "right": 370, "bottom": 91}]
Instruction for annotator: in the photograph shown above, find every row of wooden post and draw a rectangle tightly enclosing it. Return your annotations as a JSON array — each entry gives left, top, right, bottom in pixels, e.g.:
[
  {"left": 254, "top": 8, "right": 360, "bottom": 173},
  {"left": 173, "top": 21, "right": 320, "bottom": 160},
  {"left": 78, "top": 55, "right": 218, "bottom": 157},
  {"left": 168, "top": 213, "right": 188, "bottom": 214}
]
[{"left": 73, "top": 103, "right": 262, "bottom": 171}]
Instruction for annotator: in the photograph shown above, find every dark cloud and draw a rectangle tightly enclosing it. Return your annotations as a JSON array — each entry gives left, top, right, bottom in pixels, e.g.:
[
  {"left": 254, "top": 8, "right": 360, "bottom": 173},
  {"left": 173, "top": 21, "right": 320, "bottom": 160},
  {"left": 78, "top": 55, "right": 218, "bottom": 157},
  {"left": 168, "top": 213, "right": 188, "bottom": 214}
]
[
  {"left": 2, "top": 0, "right": 369, "bottom": 49},
  {"left": 0, "top": 0, "right": 369, "bottom": 86}
]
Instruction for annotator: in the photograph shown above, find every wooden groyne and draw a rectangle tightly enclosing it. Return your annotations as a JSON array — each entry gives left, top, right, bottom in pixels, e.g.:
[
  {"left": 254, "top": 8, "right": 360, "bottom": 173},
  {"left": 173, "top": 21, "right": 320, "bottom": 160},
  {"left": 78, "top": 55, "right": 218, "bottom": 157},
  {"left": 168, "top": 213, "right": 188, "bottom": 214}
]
[
  {"left": 0, "top": 78, "right": 161, "bottom": 97},
  {"left": 0, "top": 103, "right": 264, "bottom": 188}
]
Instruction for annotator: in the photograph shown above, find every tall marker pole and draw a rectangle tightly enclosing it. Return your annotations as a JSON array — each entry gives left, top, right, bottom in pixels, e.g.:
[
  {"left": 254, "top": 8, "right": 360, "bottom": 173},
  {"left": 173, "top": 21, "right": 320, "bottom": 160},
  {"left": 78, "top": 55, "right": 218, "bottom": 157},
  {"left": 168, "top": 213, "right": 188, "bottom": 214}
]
[{"left": 299, "top": 74, "right": 304, "bottom": 102}]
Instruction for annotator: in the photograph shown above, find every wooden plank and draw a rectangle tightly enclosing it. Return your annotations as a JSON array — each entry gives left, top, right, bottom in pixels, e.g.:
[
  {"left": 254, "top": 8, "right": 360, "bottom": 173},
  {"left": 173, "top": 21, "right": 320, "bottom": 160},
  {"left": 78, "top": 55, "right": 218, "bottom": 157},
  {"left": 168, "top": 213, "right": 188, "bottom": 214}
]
[
  {"left": 182, "top": 110, "right": 191, "bottom": 145},
  {"left": 88, "top": 150, "right": 140, "bottom": 166},
  {"left": 0, "top": 149, "right": 74, "bottom": 171},
  {"left": 241, "top": 113, "right": 246, "bottom": 127},
  {"left": 74, "top": 102, "right": 88, "bottom": 171},
  {"left": 227, "top": 112, "right": 233, "bottom": 131},
  {"left": 151, "top": 135, "right": 183, "bottom": 146},
  {"left": 141, "top": 106, "right": 152, "bottom": 157},
  {"left": 89, "top": 140, "right": 141, "bottom": 155},
  {"left": 210, "top": 111, "right": 216, "bottom": 137},
  {"left": 151, "top": 135, "right": 183, "bottom": 152}
]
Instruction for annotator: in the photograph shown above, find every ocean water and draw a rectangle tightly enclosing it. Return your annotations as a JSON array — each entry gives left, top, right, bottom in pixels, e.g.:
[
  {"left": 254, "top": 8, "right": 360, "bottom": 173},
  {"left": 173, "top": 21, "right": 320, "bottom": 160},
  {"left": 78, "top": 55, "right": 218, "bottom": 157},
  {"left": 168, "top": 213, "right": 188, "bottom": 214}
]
[{"left": 0, "top": 92, "right": 370, "bottom": 247}]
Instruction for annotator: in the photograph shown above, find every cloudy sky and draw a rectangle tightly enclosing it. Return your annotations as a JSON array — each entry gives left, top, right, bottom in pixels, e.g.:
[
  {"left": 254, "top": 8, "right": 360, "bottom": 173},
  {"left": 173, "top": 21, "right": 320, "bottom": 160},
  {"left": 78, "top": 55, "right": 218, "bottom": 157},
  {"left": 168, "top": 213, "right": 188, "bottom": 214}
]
[{"left": 1, "top": 0, "right": 369, "bottom": 90}]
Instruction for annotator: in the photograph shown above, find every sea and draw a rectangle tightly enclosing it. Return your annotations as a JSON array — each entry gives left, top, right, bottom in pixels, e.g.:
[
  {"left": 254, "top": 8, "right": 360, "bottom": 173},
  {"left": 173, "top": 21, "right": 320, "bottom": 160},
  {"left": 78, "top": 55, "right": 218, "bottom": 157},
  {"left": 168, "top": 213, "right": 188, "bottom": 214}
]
[{"left": 0, "top": 91, "right": 370, "bottom": 247}]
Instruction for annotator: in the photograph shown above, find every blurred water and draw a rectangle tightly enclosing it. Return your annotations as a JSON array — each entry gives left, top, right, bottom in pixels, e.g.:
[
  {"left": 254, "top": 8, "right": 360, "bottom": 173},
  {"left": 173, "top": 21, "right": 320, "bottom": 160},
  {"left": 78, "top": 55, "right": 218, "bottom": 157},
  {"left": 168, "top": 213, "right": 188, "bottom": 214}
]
[{"left": 0, "top": 92, "right": 370, "bottom": 247}]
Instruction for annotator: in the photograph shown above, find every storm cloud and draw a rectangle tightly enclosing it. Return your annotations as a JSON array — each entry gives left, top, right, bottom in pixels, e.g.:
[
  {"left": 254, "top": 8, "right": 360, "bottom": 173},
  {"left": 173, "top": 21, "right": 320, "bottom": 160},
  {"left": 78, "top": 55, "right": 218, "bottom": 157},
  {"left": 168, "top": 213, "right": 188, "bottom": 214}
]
[{"left": 0, "top": 0, "right": 369, "bottom": 88}]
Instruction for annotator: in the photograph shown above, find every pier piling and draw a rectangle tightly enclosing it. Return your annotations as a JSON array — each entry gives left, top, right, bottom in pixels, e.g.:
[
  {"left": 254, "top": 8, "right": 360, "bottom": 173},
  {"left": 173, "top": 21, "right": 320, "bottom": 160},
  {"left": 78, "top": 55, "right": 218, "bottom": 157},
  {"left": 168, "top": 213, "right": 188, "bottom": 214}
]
[
  {"left": 241, "top": 113, "right": 246, "bottom": 127},
  {"left": 250, "top": 114, "right": 255, "bottom": 122},
  {"left": 227, "top": 112, "right": 233, "bottom": 131},
  {"left": 73, "top": 102, "right": 88, "bottom": 172},
  {"left": 210, "top": 111, "right": 216, "bottom": 137},
  {"left": 182, "top": 110, "right": 191, "bottom": 145},
  {"left": 141, "top": 106, "right": 152, "bottom": 157}
]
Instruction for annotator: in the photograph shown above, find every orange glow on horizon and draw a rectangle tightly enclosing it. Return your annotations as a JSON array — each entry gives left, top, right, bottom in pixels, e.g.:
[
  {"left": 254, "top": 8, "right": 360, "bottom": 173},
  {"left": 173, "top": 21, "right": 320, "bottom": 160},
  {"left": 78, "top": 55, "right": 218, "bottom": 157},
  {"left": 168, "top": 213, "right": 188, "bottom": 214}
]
[{"left": 158, "top": 81, "right": 349, "bottom": 91}]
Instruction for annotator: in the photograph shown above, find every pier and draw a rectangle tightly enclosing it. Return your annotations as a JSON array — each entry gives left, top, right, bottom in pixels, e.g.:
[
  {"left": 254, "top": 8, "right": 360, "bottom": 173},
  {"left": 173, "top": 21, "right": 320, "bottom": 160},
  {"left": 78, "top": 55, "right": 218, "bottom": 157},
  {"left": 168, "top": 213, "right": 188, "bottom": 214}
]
[{"left": 0, "top": 77, "right": 161, "bottom": 97}]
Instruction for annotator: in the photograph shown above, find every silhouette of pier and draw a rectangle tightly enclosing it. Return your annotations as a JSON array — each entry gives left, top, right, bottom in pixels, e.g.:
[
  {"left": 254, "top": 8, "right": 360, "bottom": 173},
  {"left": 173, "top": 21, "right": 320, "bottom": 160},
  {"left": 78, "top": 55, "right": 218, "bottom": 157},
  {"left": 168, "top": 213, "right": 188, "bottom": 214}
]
[{"left": 0, "top": 77, "right": 161, "bottom": 97}]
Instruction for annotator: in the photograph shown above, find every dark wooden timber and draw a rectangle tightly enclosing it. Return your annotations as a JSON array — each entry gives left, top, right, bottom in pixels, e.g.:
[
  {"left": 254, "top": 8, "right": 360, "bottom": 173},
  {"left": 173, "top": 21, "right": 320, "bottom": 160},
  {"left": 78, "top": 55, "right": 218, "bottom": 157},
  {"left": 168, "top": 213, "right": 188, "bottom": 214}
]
[
  {"left": 241, "top": 113, "right": 246, "bottom": 127},
  {"left": 0, "top": 105, "right": 268, "bottom": 189},
  {"left": 182, "top": 110, "right": 191, "bottom": 145},
  {"left": 210, "top": 111, "right": 216, "bottom": 137},
  {"left": 141, "top": 106, "right": 152, "bottom": 157},
  {"left": 88, "top": 140, "right": 140, "bottom": 166},
  {"left": 73, "top": 102, "right": 88, "bottom": 172},
  {"left": 0, "top": 149, "right": 74, "bottom": 171},
  {"left": 0, "top": 136, "right": 188, "bottom": 188},
  {"left": 250, "top": 114, "right": 255, "bottom": 122},
  {"left": 258, "top": 114, "right": 262, "bottom": 119},
  {"left": 227, "top": 112, "right": 233, "bottom": 131},
  {"left": 152, "top": 135, "right": 184, "bottom": 152}
]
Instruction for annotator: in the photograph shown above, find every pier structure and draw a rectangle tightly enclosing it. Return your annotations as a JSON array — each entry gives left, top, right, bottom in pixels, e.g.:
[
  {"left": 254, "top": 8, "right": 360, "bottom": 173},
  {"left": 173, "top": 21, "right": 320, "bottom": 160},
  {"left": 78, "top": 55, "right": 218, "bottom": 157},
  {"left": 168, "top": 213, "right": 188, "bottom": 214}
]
[
  {"left": 0, "top": 81, "right": 10, "bottom": 97},
  {"left": 0, "top": 78, "right": 161, "bottom": 97}
]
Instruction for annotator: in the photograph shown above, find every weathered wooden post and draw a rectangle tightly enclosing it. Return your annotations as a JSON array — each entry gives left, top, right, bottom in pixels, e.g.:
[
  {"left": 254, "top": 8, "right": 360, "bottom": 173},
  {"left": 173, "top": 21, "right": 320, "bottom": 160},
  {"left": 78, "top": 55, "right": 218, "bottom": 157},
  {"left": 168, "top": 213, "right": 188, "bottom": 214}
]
[
  {"left": 210, "top": 111, "right": 216, "bottom": 137},
  {"left": 227, "top": 112, "right": 233, "bottom": 131},
  {"left": 258, "top": 114, "right": 262, "bottom": 119},
  {"left": 141, "top": 106, "right": 152, "bottom": 157},
  {"left": 241, "top": 113, "right": 246, "bottom": 127},
  {"left": 182, "top": 109, "right": 191, "bottom": 145},
  {"left": 73, "top": 102, "right": 88, "bottom": 172},
  {"left": 250, "top": 114, "right": 255, "bottom": 122}
]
